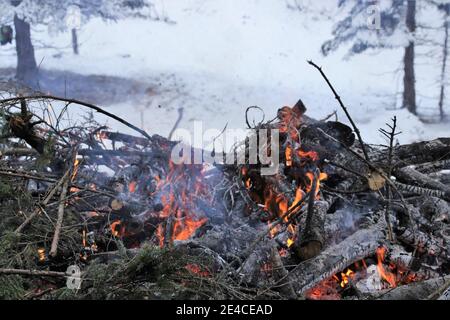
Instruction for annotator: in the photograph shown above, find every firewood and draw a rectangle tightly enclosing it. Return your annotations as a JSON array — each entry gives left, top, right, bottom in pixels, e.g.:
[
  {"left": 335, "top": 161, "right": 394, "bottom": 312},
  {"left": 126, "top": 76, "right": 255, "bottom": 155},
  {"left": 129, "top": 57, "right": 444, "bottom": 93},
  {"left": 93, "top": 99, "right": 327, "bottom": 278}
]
[
  {"left": 397, "top": 228, "right": 449, "bottom": 261},
  {"left": 294, "top": 200, "right": 329, "bottom": 261},
  {"left": 394, "top": 166, "right": 450, "bottom": 193},
  {"left": 408, "top": 159, "right": 450, "bottom": 174},
  {"left": 269, "top": 243, "right": 296, "bottom": 299},
  {"left": 394, "top": 181, "right": 450, "bottom": 201},
  {"left": 289, "top": 220, "right": 386, "bottom": 297},
  {"left": 372, "top": 138, "right": 450, "bottom": 165},
  {"left": 372, "top": 276, "right": 450, "bottom": 300}
]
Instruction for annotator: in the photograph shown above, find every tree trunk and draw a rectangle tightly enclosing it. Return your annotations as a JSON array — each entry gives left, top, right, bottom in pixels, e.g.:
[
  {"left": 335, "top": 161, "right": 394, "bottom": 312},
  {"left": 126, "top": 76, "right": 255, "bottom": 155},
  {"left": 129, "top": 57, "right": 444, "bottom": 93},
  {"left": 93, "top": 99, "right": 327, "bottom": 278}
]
[
  {"left": 14, "top": 14, "right": 38, "bottom": 86},
  {"left": 402, "top": 0, "right": 417, "bottom": 115},
  {"left": 71, "top": 28, "right": 79, "bottom": 55},
  {"left": 438, "top": 7, "right": 449, "bottom": 121}
]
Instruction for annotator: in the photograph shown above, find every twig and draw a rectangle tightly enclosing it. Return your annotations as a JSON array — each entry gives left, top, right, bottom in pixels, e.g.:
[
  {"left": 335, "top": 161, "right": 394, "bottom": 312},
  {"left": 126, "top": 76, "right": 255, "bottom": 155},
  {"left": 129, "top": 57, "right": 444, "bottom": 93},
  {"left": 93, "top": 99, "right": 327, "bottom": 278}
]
[
  {"left": 0, "top": 169, "right": 116, "bottom": 198},
  {"left": 0, "top": 95, "right": 153, "bottom": 141},
  {"left": 49, "top": 173, "right": 71, "bottom": 257},
  {"left": 235, "top": 192, "right": 310, "bottom": 272},
  {"left": 0, "top": 268, "right": 67, "bottom": 278},
  {"left": 380, "top": 117, "right": 399, "bottom": 242},
  {"left": 14, "top": 169, "right": 71, "bottom": 234},
  {"left": 168, "top": 107, "right": 184, "bottom": 140},
  {"left": 307, "top": 60, "right": 370, "bottom": 162}
]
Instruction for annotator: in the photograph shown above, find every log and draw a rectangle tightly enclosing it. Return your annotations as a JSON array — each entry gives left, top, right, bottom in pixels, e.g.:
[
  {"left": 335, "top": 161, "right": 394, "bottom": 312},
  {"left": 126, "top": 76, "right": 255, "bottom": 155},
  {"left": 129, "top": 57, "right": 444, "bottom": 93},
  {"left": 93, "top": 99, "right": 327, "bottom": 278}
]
[
  {"left": 269, "top": 244, "right": 296, "bottom": 299},
  {"left": 408, "top": 159, "right": 450, "bottom": 174},
  {"left": 372, "top": 276, "right": 450, "bottom": 300},
  {"left": 373, "top": 138, "right": 450, "bottom": 165},
  {"left": 289, "top": 221, "right": 386, "bottom": 297},
  {"left": 394, "top": 181, "right": 450, "bottom": 201},
  {"left": 397, "top": 228, "right": 449, "bottom": 260},
  {"left": 0, "top": 147, "right": 38, "bottom": 157},
  {"left": 394, "top": 166, "right": 450, "bottom": 193},
  {"left": 294, "top": 200, "right": 328, "bottom": 261}
]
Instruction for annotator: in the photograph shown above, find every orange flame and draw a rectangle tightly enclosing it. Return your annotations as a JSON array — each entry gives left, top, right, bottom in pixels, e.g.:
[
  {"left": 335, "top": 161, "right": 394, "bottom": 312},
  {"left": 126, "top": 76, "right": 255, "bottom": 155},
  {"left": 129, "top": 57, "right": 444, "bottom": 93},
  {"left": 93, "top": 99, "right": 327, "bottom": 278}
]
[
  {"left": 154, "top": 162, "right": 209, "bottom": 246},
  {"left": 185, "top": 263, "right": 210, "bottom": 277},
  {"left": 128, "top": 181, "right": 137, "bottom": 193},
  {"left": 110, "top": 220, "right": 123, "bottom": 237},
  {"left": 71, "top": 159, "right": 80, "bottom": 182},
  {"left": 376, "top": 247, "right": 397, "bottom": 288},
  {"left": 285, "top": 146, "right": 293, "bottom": 166},
  {"left": 37, "top": 248, "right": 45, "bottom": 261}
]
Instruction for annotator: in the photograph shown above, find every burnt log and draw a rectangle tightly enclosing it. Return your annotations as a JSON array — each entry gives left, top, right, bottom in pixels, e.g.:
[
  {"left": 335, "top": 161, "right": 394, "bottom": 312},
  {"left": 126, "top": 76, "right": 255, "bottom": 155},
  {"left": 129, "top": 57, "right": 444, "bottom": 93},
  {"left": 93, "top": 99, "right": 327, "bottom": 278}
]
[
  {"left": 372, "top": 138, "right": 450, "bottom": 165},
  {"left": 393, "top": 166, "right": 450, "bottom": 193},
  {"left": 294, "top": 200, "right": 328, "bottom": 261},
  {"left": 397, "top": 228, "right": 450, "bottom": 261},
  {"left": 394, "top": 181, "right": 450, "bottom": 202},
  {"left": 289, "top": 221, "right": 386, "bottom": 297},
  {"left": 372, "top": 276, "right": 450, "bottom": 300},
  {"left": 408, "top": 159, "right": 450, "bottom": 174}
]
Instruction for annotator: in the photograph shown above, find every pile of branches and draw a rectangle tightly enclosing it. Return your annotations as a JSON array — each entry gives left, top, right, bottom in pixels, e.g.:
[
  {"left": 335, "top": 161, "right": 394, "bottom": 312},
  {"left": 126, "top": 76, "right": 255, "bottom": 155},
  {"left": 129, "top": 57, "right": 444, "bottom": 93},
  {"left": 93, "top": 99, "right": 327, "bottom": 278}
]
[{"left": 0, "top": 62, "right": 449, "bottom": 300}]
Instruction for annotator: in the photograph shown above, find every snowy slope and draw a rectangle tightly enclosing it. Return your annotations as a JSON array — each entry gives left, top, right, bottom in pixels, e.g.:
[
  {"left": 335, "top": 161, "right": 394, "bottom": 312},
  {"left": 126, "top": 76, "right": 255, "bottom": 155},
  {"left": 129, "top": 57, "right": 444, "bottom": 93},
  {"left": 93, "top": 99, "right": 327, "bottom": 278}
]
[{"left": 0, "top": 0, "right": 448, "bottom": 146}]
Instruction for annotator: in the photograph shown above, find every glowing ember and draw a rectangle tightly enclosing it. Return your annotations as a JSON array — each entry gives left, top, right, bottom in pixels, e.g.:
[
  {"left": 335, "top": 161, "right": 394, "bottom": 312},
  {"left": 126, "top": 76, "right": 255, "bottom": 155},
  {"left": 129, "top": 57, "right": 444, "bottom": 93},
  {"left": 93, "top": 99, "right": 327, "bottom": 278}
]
[
  {"left": 185, "top": 263, "right": 210, "bottom": 277},
  {"left": 71, "top": 159, "right": 80, "bottom": 182},
  {"left": 128, "top": 181, "right": 137, "bottom": 193},
  {"left": 338, "top": 269, "right": 355, "bottom": 288},
  {"left": 37, "top": 248, "right": 45, "bottom": 262},
  {"left": 110, "top": 220, "right": 123, "bottom": 237}
]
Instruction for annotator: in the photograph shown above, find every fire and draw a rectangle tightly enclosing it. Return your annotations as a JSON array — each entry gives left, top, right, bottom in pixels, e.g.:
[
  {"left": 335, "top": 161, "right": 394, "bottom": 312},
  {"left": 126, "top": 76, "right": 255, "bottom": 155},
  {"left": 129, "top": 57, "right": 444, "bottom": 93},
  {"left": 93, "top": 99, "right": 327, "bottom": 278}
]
[
  {"left": 110, "top": 220, "right": 123, "bottom": 237},
  {"left": 376, "top": 247, "right": 397, "bottom": 288},
  {"left": 82, "top": 230, "right": 86, "bottom": 247},
  {"left": 285, "top": 146, "right": 293, "bottom": 166},
  {"left": 71, "top": 159, "right": 80, "bottom": 182},
  {"left": 306, "top": 278, "right": 341, "bottom": 300},
  {"left": 70, "top": 187, "right": 81, "bottom": 193},
  {"left": 309, "top": 247, "right": 410, "bottom": 299},
  {"left": 128, "top": 181, "right": 137, "bottom": 193},
  {"left": 155, "top": 162, "right": 209, "bottom": 246},
  {"left": 337, "top": 269, "right": 355, "bottom": 288},
  {"left": 37, "top": 248, "right": 45, "bottom": 262},
  {"left": 185, "top": 263, "right": 210, "bottom": 277},
  {"left": 298, "top": 149, "right": 319, "bottom": 162},
  {"left": 240, "top": 104, "right": 330, "bottom": 247},
  {"left": 173, "top": 217, "right": 208, "bottom": 241}
]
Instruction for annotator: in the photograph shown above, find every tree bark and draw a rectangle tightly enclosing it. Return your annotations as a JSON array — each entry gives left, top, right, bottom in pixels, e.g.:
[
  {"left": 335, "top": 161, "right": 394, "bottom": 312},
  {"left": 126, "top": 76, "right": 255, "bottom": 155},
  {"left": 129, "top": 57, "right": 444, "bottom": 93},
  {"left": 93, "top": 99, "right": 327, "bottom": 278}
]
[
  {"left": 438, "top": 6, "right": 449, "bottom": 121},
  {"left": 72, "top": 28, "right": 79, "bottom": 55},
  {"left": 402, "top": 0, "right": 417, "bottom": 115},
  {"left": 14, "top": 14, "right": 38, "bottom": 86}
]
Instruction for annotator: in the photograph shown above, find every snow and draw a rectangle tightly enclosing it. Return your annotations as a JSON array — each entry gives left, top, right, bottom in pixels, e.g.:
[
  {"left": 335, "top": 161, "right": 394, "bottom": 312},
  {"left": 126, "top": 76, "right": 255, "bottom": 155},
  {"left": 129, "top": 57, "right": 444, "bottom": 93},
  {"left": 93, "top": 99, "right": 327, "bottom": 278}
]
[{"left": 0, "top": 0, "right": 448, "bottom": 148}]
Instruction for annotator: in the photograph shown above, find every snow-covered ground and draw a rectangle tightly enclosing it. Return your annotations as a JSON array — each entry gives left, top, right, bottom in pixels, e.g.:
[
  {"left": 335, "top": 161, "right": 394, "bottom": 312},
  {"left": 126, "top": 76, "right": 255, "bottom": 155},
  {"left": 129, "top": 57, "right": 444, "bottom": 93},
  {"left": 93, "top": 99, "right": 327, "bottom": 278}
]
[{"left": 0, "top": 0, "right": 448, "bottom": 147}]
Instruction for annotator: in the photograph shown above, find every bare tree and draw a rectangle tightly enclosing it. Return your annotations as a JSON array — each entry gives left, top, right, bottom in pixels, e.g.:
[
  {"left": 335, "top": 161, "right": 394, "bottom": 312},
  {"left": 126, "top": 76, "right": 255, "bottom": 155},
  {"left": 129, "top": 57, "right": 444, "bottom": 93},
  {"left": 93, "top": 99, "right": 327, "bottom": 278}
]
[{"left": 437, "top": 2, "right": 450, "bottom": 120}]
